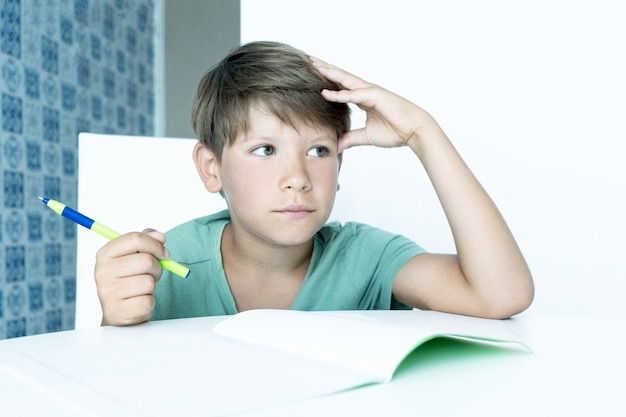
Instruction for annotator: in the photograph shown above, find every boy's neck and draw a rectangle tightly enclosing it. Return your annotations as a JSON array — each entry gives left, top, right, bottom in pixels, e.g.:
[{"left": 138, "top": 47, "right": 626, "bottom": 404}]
[
  {"left": 220, "top": 223, "right": 313, "bottom": 276},
  {"left": 220, "top": 224, "right": 312, "bottom": 311}
]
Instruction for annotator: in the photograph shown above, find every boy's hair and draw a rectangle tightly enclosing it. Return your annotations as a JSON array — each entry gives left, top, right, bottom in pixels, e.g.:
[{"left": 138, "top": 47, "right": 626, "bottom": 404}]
[{"left": 191, "top": 41, "right": 351, "bottom": 161}]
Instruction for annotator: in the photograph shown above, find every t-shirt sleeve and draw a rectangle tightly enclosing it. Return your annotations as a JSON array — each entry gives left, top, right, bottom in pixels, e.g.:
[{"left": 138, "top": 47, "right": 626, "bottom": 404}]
[
  {"left": 354, "top": 225, "right": 427, "bottom": 309},
  {"left": 311, "top": 222, "right": 427, "bottom": 310}
]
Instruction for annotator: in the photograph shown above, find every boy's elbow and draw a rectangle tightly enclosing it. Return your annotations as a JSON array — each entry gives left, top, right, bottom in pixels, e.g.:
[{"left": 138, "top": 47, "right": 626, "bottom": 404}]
[
  {"left": 485, "top": 272, "right": 535, "bottom": 319},
  {"left": 512, "top": 269, "right": 535, "bottom": 315}
]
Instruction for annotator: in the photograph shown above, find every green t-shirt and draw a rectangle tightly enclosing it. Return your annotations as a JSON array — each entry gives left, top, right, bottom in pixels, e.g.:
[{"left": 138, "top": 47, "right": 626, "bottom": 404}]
[{"left": 152, "top": 210, "right": 426, "bottom": 320}]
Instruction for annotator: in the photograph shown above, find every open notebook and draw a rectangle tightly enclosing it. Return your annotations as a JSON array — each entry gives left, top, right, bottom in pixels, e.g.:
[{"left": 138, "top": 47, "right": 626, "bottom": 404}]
[{"left": 1, "top": 309, "right": 528, "bottom": 417}]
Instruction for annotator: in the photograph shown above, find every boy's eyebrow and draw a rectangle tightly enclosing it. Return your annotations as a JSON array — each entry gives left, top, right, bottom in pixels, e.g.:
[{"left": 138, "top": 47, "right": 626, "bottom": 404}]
[
  {"left": 237, "top": 132, "right": 273, "bottom": 143},
  {"left": 240, "top": 130, "right": 337, "bottom": 143},
  {"left": 312, "top": 135, "right": 339, "bottom": 144}
]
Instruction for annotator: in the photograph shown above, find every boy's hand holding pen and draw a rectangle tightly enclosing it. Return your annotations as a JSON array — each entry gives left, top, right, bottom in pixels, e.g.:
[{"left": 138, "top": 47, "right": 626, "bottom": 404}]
[{"left": 40, "top": 197, "right": 189, "bottom": 326}]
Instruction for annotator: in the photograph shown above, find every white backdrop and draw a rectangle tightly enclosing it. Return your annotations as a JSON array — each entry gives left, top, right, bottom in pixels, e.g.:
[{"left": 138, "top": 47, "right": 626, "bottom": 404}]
[{"left": 242, "top": 0, "right": 626, "bottom": 317}]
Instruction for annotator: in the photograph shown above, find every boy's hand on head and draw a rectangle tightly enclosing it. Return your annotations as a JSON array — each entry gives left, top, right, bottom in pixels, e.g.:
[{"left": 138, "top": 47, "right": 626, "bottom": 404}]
[
  {"left": 310, "top": 57, "right": 439, "bottom": 154},
  {"left": 312, "top": 55, "right": 534, "bottom": 319},
  {"left": 94, "top": 229, "right": 167, "bottom": 326}
]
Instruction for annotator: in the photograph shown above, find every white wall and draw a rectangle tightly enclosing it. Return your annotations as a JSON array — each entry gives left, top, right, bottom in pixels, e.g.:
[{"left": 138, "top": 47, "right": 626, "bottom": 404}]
[
  {"left": 75, "top": 134, "right": 227, "bottom": 329},
  {"left": 242, "top": 0, "right": 626, "bottom": 318}
]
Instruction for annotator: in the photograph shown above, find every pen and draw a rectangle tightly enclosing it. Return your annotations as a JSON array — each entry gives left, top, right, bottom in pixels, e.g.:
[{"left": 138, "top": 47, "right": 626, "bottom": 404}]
[{"left": 39, "top": 196, "right": 190, "bottom": 279}]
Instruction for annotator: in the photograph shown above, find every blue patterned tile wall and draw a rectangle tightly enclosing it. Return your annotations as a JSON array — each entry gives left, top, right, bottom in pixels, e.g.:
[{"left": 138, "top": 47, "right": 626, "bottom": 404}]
[{"left": 0, "top": 0, "right": 155, "bottom": 339}]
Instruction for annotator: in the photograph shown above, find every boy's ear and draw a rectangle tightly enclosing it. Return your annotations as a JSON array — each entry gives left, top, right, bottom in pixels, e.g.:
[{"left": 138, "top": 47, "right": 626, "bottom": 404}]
[
  {"left": 193, "top": 142, "right": 223, "bottom": 193},
  {"left": 337, "top": 152, "right": 342, "bottom": 191}
]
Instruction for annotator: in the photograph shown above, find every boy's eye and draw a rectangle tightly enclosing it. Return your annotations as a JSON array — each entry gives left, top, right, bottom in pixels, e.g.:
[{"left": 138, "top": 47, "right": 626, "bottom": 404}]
[
  {"left": 308, "top": 146, "right": 330, "bottom": 157},
  {"left": 251, "top": 145, "right": 275, "bottom": 156}
]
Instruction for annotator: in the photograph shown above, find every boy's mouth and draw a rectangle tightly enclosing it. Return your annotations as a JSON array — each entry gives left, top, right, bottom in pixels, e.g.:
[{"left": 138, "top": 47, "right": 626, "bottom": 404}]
[{"left": 276, "top": 205, "right": 315, "bottom": 219}]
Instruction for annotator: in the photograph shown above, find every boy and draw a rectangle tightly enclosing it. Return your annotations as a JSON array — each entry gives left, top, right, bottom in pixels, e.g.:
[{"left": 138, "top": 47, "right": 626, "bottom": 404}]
[{"left": 95, "top": 41, "right": 534, "bottom": 326}]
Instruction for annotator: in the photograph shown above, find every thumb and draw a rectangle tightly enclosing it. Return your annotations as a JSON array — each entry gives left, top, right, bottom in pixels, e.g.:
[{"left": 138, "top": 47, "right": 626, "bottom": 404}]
[
  {"left": 142, "top": 228, "right": 169, "bottom": 258},
  {"left": 337, "top": 128, "right": 368, "bottom": 153}
]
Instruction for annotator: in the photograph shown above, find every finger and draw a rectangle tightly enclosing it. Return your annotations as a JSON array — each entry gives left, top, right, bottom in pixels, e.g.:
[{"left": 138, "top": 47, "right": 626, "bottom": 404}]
[
  {"left": 103, "top": 294, "right": 155, "bottom": 326},
  {"left": 338, "top": 128, "right": 370, "bottom": 153},
  {"left": 142, "top": 228, "right": 166, "bottom": 244},
  {"left": 107, "top": 272, "right": 159, "bottom": 299},
  {"left": 121, "top": 295, "right": 155, "bottom": 322},
  {"left": 143, "top": 229, "right": 171, "bottom": 259},
  {"left": 96, "top": 264, "right": 160, "bottom": 324},
  {"left": 310, "top": 56, "right": 370, "bottom": 90},
  {"left": 95, "top": 253, "right": 162, "bottom": 301},
  {"left": 95, "top": 251, "right": 163, "bottom": 304},
  {"left": 96, "top": 268, "right": 158, "bottom": 326},
  {"left": 99, "top": 230, "right": 169, "bottom": 261},
  {"left": 97, "top": 271, "right": 158, "bottom": 304},
  {"left": 321, "top": 87, "right": 378, "bottom": 110},
  {"left": 112, "top": 252, "right": 164, "bottom": 280}
]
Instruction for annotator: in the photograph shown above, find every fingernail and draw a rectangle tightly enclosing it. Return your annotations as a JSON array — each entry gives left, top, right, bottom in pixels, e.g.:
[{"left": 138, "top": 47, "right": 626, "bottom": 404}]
[{"left": 163, "top": 248, "right": 170, "bottom": 259}]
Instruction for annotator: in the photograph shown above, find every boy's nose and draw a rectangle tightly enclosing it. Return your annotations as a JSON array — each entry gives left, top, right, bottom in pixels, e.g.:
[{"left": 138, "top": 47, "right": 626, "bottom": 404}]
[
  {"left": 284, "top": 181, "right": 311, "bottom": 191},
  {"left": 280, "top": 158, "right": 312, "bottom": 192}
]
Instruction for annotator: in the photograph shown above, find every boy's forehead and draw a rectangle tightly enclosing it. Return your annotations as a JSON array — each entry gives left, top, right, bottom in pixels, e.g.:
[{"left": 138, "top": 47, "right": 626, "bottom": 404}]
[{"left": 240, "top": 105, "right": 337, "bottom": 140}]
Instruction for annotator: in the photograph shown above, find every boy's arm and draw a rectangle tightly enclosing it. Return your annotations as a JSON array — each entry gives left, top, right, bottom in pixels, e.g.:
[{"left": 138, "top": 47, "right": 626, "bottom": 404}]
[{"left": 312, "top": 58, "right": 534, "bottom": 319}]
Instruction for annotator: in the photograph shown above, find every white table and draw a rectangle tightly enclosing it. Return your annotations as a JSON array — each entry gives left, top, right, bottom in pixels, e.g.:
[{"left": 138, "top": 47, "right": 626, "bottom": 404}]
[{"left": 1, "top": 311, "right": 624, "bottom": 417}]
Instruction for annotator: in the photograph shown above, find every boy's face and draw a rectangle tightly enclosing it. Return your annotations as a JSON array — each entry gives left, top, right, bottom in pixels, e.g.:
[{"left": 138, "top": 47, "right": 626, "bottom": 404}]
[{"left": 216, "top": 105, "right": 340, "bottom": 248}]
